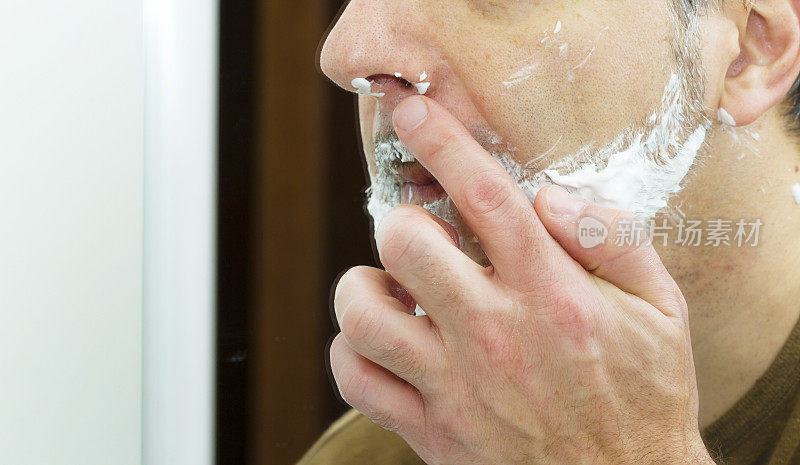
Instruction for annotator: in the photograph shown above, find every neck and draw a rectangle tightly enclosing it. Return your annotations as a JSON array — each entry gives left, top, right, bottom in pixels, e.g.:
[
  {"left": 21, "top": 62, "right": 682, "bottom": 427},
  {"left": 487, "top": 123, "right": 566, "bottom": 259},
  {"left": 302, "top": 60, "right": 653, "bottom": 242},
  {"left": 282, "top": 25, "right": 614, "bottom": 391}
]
[{"left": 657, "top": 107, "right": 800, "bottom": 429}]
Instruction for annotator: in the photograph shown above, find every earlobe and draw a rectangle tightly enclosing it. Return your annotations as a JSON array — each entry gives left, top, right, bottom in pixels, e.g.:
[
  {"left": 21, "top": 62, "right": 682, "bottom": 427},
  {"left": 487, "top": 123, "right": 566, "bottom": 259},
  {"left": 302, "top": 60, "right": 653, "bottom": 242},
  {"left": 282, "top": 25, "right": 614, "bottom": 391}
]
[{"left": 719, "top": 0, "right": 800, "bottom": 127}]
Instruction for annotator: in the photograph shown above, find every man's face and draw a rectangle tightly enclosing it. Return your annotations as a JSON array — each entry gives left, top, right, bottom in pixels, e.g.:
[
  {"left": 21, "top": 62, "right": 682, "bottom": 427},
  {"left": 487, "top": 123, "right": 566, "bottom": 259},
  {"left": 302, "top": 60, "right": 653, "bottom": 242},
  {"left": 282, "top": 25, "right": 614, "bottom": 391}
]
[{"left": 320, "top": 0, "right": 709, "bottom": 265}]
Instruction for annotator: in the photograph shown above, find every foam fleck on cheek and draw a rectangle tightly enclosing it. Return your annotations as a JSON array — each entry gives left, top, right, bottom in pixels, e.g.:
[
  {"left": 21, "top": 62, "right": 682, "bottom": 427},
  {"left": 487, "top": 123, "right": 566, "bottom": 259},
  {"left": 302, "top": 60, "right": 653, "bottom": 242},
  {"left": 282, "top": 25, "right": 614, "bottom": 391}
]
[
  {"left": 566, "top": 26, "right": 609, "bottom": 83},
  {"left": 502, "top": 20, "right": 564, "bottom": 89},
  {"left": 717, "top": 108, "right": 736, "bottom": 126}
]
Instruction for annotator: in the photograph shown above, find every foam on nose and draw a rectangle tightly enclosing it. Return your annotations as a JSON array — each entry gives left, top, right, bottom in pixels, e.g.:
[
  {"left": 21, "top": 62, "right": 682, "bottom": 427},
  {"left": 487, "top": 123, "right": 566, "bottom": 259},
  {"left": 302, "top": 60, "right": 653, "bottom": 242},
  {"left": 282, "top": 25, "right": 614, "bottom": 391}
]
[
  {"left": 351, "top": 77, "right": 385, "bottom": 98},
  {"left": 414, "top": 71, "right": 430, "bottom": 95}
]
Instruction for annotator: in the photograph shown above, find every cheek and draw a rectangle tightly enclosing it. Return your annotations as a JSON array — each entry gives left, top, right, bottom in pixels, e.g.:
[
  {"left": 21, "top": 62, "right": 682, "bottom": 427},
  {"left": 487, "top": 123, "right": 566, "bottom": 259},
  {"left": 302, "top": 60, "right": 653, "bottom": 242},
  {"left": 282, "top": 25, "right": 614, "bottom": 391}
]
[
  {"left": 445, "top": 4, "right": 675, "bottom": 164},
  {"left": 564, "top": 25, "right": 671, "bottom": 133}
]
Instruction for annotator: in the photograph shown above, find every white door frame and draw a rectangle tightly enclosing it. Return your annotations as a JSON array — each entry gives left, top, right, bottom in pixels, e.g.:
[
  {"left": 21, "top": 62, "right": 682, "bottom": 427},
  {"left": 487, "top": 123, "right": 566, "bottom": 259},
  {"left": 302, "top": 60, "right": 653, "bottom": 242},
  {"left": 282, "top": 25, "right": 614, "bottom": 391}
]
[{"left": 143, "top": 0, "right": 218, "bottom": 463}]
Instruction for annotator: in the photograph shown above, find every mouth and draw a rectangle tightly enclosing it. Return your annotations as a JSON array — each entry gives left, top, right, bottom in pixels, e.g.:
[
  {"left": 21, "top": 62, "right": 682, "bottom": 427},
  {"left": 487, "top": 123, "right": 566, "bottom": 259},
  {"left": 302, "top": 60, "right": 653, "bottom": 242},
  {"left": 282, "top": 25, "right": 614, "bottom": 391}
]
[{"left": 396, "top": 162, "right": 445, "bottom": 203}]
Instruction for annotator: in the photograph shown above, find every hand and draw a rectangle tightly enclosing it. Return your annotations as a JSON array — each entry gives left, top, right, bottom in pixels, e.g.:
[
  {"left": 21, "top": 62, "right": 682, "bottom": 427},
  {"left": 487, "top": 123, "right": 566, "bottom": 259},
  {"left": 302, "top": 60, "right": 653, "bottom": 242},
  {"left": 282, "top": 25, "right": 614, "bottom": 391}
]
[{"left": 329, "top": 96, "right": 714, "bottom": 465}]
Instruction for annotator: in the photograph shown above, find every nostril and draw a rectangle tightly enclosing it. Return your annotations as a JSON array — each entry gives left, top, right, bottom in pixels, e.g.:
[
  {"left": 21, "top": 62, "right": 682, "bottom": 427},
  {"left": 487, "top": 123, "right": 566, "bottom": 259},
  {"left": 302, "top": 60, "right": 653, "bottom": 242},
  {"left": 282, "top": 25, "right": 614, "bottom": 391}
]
[
  {"left": 365, "top": 74, "right": 425, "bottom": 99},
  {"left": 366, "top": 73, "right": 408, "bottom": 87},
  {"left": 367, "top": 74, "right": 414, "bottom": 89},
  {"left": 390, "top": 72, "right": 414, "bottom": 88}
]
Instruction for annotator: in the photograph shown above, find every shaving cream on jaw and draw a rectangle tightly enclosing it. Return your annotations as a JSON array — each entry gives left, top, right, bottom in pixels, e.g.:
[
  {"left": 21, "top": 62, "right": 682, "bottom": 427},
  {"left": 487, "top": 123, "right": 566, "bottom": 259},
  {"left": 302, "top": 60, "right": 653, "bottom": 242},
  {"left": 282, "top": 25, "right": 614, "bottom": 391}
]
[
  {"left": 367, "top": 71, "right": 709, "bottom": 266},
  {"left": 542, "top": 74, "right": 708, "bottom": 219}
]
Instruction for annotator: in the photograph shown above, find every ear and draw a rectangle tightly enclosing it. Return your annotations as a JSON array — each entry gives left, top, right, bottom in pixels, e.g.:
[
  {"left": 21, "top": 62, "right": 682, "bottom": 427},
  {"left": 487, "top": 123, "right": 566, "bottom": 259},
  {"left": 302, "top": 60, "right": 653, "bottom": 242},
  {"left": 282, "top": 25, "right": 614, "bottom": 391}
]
[{"left": 719, "top": 0, "right": 800, "bottom": 126}]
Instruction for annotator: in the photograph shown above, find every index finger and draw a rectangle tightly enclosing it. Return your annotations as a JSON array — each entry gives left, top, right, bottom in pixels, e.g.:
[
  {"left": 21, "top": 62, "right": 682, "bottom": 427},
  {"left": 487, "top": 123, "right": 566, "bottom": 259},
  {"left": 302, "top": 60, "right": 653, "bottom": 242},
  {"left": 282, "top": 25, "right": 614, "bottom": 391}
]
[{"left": 392, "top": 96, "right": 560, "bottom": 287}]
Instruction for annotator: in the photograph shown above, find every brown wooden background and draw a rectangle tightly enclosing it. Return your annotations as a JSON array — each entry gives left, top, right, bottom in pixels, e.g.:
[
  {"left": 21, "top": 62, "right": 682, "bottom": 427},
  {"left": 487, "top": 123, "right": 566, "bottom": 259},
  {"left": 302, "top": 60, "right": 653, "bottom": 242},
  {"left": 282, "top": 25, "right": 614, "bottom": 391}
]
[{"left": 216, "top": 1, "right": 377, "bottom": 464}]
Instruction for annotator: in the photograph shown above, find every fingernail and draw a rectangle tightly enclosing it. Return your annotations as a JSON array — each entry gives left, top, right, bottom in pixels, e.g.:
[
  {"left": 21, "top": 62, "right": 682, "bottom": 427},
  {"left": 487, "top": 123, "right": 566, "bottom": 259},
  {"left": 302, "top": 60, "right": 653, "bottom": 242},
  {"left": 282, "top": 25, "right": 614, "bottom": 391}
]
[
  {"left": 546, "top": 186, "right": 585, "bottom": 218},
  {"left": 394, "top": 97, "right": 429, "bottom": 131}
]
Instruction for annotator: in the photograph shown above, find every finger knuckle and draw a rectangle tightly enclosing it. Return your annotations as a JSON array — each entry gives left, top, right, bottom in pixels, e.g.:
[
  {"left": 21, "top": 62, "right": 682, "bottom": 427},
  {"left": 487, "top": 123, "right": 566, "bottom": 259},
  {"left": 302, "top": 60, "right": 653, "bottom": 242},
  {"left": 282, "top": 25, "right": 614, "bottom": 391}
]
[
  {"left": 461, "top": 169, "right": 515, "bottom": 218},
  {"left": 648, "top": 279, "right": 689, "bottom": 320},
  {"left": 328, "top": 334, "right": 347, "bottom": 370},
  {"left": 543, "top": 290, "right": 597, "bottom": 343},
  {"left": 340, "top": 369, "right": 370, "bottom": 407},
  {"left": 385, "top": 339, "right": 427, "bottom": 383},
  {"left": 343, "top": 300, "right": 428, "bottom": 383},
  {"left": 341, "top": 297, "right": 385, "bottom": 348},
  {"left": 669, "top": 319, "right": 689, "bottom": 344},
  {"left": 519, "top": 266, "right": 564, "bottom": 298},
  {"left": 468, "top": 313, "right": 531, "bottom": 380},
  {"left": 601, "top": 212, "right": 653, "bottom": 262},
  {"left": 340, "top": 373, "right": 404, "bottom": 433},
  {"left": 669, "top": 284, "right": 689, "bottom": 317},
  {"left": 437, "top": 285, "right": 470, "bottom": 314},
  {"left": 334, "top": 266, "right": 372, "bottom": 311},
  {"left": 431, "top": 130, "right": 472, "bottom": 162},
  {"left": 338, "top": 265, "right": 373, "bottom": 287},
  {"left": 377, "top": 210, "right": 428, "bottom": 271}
]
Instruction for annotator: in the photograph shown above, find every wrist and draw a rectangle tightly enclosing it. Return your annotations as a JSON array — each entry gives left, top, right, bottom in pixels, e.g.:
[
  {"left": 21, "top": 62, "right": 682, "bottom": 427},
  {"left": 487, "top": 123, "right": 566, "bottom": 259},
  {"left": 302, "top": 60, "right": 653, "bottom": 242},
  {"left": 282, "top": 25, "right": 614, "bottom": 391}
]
[
  {"left": 683, "top": 434, "right": 716, "bottom": 465},
  {"left": 631, "top": 432, "right": 714, "bottom": 465}
]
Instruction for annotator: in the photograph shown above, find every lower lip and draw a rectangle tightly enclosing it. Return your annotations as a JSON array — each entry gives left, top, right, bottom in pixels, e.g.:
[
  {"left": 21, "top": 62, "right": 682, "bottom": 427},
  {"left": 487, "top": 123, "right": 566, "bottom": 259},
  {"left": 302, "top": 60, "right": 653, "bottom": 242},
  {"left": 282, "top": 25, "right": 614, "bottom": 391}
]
[{"left": 401, "top": 180, "right": 445, "bottom": 204}]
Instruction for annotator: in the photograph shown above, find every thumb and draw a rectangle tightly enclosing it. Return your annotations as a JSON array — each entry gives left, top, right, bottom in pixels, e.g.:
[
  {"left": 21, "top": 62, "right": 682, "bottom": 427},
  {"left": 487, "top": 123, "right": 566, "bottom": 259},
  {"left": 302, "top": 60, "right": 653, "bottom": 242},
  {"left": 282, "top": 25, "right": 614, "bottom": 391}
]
[{"left": 533, "top": 185, "right": 687, "bottom": 320}]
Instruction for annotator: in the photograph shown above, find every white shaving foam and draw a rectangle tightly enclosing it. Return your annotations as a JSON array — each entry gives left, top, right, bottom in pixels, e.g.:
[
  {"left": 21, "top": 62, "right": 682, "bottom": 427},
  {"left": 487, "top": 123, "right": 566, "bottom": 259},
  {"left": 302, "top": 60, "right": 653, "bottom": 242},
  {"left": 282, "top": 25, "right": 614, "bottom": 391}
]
[
  {"left": 351, "top": 77, "right": 385, "bottom": 98},
  {"left": 375, "top": 139, "right": 416, "bottom": 164},
  {"left": 745, "top": 129, "right": 760, "bottom": 141},
  {"left": 541, "top": 74, "right": 707, "bottom": 219},
  {"left": 414, "top": 72, "right": 431, "bottom": 94},
  {"left": 503, "top": 62, "right": 539, "bottom": 88},
  {"left": 717, "top": 108, "right": 736, "bottom": 126},
  {"left": 351, "top": 78, "right": 370, "bottom": 92},
  {"left": 545, "top": 126, "right": 706, "bottom": 216},
  {"left": 414, "top": 82, "right": 431, "bottom": 94},
  {"left": 367, "top": 73, "right": 707, "bottom": 264}
]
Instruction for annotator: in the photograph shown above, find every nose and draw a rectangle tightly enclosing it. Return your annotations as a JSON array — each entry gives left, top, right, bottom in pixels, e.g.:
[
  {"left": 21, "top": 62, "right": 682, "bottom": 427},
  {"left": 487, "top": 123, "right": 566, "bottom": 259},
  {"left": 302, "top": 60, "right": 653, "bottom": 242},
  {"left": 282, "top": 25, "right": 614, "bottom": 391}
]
[{"left": 318, "top": 0, "right": 437, "bottom": 97}]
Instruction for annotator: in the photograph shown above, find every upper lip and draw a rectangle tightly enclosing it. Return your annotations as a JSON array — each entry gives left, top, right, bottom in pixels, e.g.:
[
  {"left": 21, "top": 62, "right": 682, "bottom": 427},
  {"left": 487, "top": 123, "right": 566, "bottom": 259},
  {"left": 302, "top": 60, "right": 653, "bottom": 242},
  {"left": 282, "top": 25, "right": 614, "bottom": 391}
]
[
  {"left": 395, "top": 162, "right": 437, "bottom": 185},
  {"left": 367, "top": 74, "right": 417, "bottom": 106}
]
